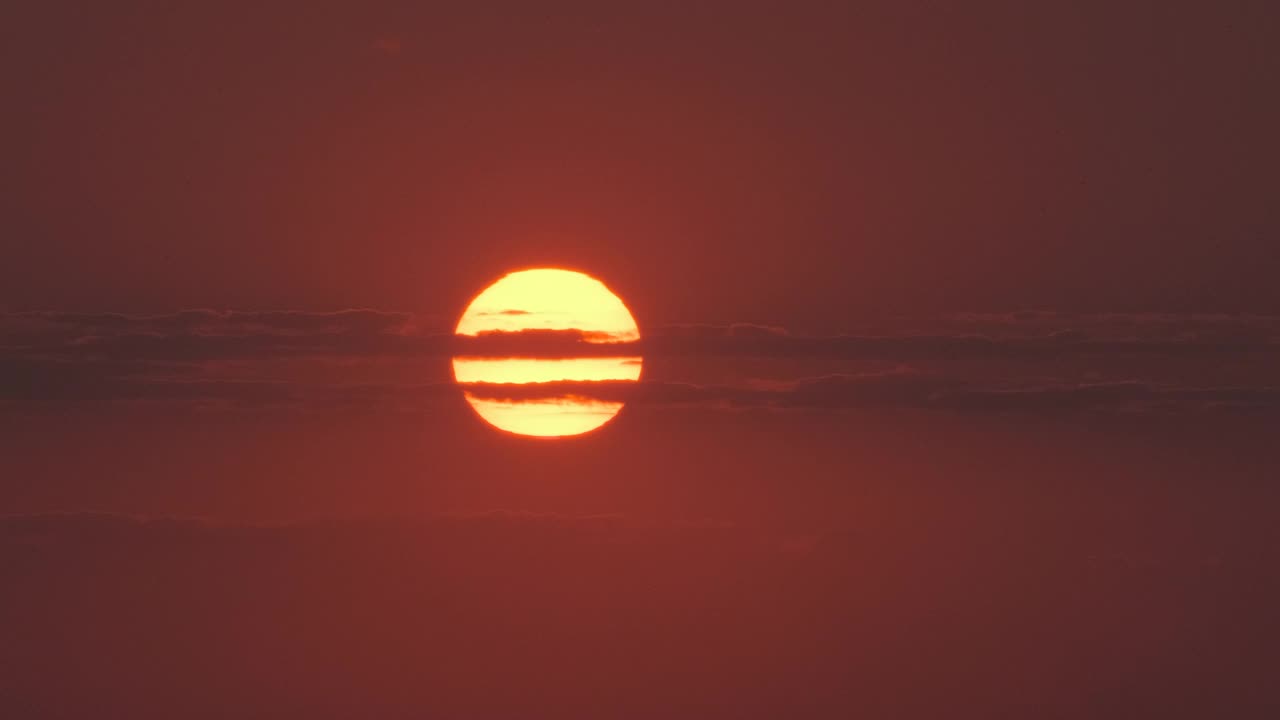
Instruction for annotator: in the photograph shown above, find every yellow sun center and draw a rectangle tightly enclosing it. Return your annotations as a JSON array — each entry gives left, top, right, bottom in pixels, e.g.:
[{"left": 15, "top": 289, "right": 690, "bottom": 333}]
[{"left": 452, "top": 268, "right": 641, "bottom": 437}]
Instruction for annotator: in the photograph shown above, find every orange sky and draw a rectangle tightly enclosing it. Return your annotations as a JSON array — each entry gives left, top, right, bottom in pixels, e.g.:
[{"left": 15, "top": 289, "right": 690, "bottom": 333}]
[{"left": 2, "top": 2, "right": 1279, "bottom": 716}]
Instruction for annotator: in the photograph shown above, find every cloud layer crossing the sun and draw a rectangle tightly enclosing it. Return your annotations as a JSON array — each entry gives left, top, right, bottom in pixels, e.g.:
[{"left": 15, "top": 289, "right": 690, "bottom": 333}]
[{"left": 1, "top": 310, "right": 1277, "bottom": 416}]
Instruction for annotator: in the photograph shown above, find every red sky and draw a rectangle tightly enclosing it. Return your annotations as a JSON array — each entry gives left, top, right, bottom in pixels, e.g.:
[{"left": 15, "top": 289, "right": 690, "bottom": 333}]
[
  {"left": 2, "top": 2, "right": 1279, "bottom": 718},
  {"left": 5, "top": 2, "right": 1278, "bottom": 320}
]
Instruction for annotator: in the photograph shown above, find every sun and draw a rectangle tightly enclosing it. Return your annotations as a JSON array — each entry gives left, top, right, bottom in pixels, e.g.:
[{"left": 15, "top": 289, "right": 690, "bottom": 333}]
[{"left": 452, "top": 268, "right": 642, "bottom": 438}]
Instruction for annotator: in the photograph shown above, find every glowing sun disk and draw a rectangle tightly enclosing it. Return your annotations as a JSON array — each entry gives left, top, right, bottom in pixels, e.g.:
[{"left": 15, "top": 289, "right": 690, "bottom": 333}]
[{"left": 452, "top": 268, "right": 642, "bottom": 438}]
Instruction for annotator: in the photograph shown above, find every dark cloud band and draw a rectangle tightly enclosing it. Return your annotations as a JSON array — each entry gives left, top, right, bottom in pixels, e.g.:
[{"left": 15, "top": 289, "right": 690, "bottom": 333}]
[{"left": 2, "top": 310, "right": 1278, "bottom": 416}]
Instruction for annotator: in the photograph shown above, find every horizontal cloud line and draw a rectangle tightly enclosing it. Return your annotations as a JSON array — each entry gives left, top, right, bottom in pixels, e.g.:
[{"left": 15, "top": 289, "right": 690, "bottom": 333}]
[
  {"left": 3, "top": 310, "right": 1278, "bottom": 417},
  {"left": 5, "top": 371, "right": 1260, "bottom": 416},
  {"left": 4, "top": 312, "right": 1279, "bottom": 363},
  {"left": 458, "top": 375, "right": 1280, "bottom": 414}
]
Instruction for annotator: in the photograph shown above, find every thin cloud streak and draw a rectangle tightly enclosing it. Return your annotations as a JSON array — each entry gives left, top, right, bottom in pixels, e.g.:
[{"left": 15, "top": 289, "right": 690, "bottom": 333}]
[
  {"left": 4, "top": 310, "right": 1279, "bottom": 358},
  {"left": 3, "top": 310, "right": 1278, "bottom": 416}
]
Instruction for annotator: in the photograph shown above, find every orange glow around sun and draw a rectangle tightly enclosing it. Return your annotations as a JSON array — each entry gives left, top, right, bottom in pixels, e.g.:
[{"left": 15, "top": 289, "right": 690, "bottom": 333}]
[{"left": 452, "top": 268, "right": 641, "bottom": 437}]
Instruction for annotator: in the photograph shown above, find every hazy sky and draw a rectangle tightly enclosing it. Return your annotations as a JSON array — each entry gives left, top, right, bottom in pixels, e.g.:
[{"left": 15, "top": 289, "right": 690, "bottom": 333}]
[
  {"left": 2, "top": 2, "right": 1278, "bottom": 718},
  {"left": 4, "top": 2, "right": 1278, "bottom": 322}
]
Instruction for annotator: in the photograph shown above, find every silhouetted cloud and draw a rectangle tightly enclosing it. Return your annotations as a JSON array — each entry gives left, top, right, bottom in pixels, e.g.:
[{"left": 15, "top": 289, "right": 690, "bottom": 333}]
[
  {"left": 2, "top": 309, "right": 414, "bottom": 335},
  {"left": 2, "top": 311, "right": 1277, "bottom": 416},
  {"left": 4, "top": 310, "right": 1277, "bottom": 362},
  {"left": 460, "top": 375, "right": 1280, "bottom": 415},
  {"left": 931, "top": 382, "right": 1280, "bottom": 415}
]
